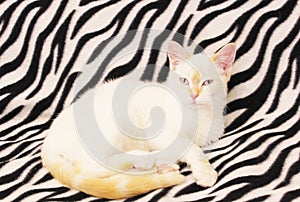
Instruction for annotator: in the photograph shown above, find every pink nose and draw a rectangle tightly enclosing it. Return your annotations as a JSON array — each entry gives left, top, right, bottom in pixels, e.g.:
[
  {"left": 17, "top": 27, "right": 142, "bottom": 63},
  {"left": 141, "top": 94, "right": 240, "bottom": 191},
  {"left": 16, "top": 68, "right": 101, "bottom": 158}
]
[{"left": 190, "top": 94, "right": 198, "bottom": 99}]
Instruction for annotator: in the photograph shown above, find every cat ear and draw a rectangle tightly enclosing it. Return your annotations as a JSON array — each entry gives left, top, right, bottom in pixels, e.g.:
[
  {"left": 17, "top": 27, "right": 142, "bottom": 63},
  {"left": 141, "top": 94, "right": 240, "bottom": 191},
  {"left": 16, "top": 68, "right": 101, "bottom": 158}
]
[
  {"left": 212, "top": 43, "right": 236, "bottom": 77},
  {"left": 168, "top": 41, "right": 189, "bottom": 70}
]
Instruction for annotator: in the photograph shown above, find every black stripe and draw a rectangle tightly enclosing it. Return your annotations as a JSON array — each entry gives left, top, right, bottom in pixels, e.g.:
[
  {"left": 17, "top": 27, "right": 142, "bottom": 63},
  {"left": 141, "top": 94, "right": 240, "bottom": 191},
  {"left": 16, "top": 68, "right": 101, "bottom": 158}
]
[
  {"left": 196, "top": 0, "right": 273, "bottom": 52},
  {"left": 189, "top": 196, "right": 216, "bottom": 202},
  {"left": 124, "top": 192, "right": 152, "bottom": 202},
  {"left": 174, "top": 182, "right": 205, "bottom": 197},
  {"left": 267, "top": 36, "right": 300, "bottom": 113},
  {"left": 226, "top": 0, "right": 298, "bottom": 132},
  {"left": 197, "top": 0, "right": 228, "bottom": 11},
  {"left": 275, "top": 156, "right": 300, "bottom": 189},
  {"left": 157, "top": 14, "right": 194, "bottom": 83},
  {"left": 37, "top": 191, "right": 92, "bottom": 202},
  {"left": 245, "top": 195, "right": 270, "bottom": 202},
  {"left": 228, "top": 0, "right": 298, "bottom": 91},
  {"left": 74, "top": 0, "right": 143, "bottom": 98},
  {"left": 0, "top": 140, "right": 41, "bottom": 164},
  {"left": 215, "top": 130, "right": 295, "bottom": 191},
  {"left": 26, "top": 1, "right": 71, "bottom": 99},
  {"left": 214, "top": 125, "right": 299, "bottom": 201},
  {"left": 1, "top": 71, "right": 79, "bottom": 140},
  {"left": 35, "top": 187, "right": 72, "bottom": 202},
  {"left": 215, "top": 93, "right": 299, "bottom": 171},
  {"left": 189, "top": 0, "right": 247, "bottom": 47},
  {"left": 223, "top": 118, "right": 263, "bottom": 139},
  {"left": 142, "top": 0, "right": 188, "bottom": 81},
  {"left": 149, "top": 187, "right": 172, "bottom": 202},
  {"left": 0, "top": 105, "right": 24, "bottom": 125},
  {"left": 0, "top": 1, "right": 47, "bottom": 56},
  {"left": 0, "top": 1, "right": 60, "bottom": 114},
  {"left": 0, "top": 0, "right": 23, "bottom": 36},
  {"left": 0, "top": 157, "right": 40, "bottom": 186},
  {"left": 85, "top": 0, "right": 144, "bottom": 65},
  {"left": 71, "top": 0, "right": 121, "bottom": 39},
  {"left": 104, "top": 0, "right": 171, "bottom": 82},
  {"left": 33, "top": 173, "right": 53, "bottom": 185},
  {"left": 280, "top": 188, "right": 300, "bottom": 202}
]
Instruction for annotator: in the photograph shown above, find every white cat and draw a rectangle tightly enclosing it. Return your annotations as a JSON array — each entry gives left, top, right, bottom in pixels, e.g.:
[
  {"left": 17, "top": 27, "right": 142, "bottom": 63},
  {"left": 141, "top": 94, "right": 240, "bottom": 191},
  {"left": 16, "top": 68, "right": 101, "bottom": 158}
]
[{"left": 41, "top": 41, "right": 236, "bottom": 199}]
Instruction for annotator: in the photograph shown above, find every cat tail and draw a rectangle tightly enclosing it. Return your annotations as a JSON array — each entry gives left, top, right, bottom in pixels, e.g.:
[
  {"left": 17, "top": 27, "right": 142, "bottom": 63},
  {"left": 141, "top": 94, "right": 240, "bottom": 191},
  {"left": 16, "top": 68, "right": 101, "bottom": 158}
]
[
  {"left": 41, "top": 152, "right": 185, "bottom": 199},
  {"left": 75, "top": 171, "right": 185, "bottom": 199}
]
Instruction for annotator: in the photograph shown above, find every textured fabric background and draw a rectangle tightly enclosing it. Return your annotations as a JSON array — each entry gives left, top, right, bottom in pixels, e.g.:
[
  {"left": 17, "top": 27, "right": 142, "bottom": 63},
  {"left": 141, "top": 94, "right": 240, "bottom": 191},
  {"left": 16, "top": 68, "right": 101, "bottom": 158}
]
[{"left": 0, "top": 0, "right": 299, "bottom": 201}]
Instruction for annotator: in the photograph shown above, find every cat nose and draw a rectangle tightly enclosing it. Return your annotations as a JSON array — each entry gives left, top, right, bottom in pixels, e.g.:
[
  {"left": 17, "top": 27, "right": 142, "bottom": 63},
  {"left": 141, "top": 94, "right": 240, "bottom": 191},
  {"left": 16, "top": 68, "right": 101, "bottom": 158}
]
[{"left": 190, "top": 94, "right": 199, "bottom": 99}]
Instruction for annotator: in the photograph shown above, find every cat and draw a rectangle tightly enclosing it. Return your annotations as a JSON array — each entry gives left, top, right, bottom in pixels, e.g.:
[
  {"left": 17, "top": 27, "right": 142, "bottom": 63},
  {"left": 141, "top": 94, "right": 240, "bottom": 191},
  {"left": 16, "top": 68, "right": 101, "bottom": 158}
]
[{"left": 41, "top": 41, "right": 236, "bottom": 199}]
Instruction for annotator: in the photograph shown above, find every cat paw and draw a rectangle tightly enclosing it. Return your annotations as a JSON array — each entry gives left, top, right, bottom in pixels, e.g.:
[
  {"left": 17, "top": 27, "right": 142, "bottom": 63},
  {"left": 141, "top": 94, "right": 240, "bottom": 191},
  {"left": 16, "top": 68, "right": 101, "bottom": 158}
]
[
  {"left": 127, "top": 150, "right": 155, "bottom": 170},
  {"left": 191, "top": 160, "right": 218, "bottom": 187},
  {"left": 196, "top": 168, "right": 217, "bottom": 187},
  {"left": 156, "top": 161, "right": 180, "bottom": 174},
  {"left": 133, "top": 157, "right": 155, "bottom": 170}
]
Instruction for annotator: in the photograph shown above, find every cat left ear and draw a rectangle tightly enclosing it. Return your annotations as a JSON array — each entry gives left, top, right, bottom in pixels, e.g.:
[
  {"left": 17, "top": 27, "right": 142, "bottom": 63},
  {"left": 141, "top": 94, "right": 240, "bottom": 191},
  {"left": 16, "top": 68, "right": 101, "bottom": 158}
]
[
  {"left": 168, "top": 41, "right": 189, "bottom": 70},
  {"left": 212, "top": 43, "right": 236, "bottom": 78}
]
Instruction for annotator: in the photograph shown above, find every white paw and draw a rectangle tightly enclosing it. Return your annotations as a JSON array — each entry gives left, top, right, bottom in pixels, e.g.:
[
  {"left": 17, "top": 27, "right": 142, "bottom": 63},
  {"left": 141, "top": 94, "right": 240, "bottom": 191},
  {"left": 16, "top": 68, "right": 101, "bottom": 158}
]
[
  {"left": 155, "top": 161, "right": 180, "bottom": 174},
  {"left": 133, "top": 156, "right": 155, "bottom": 170},
  {"left": 127, "top": 150, "right": 155, "bottom": 170},
  {"left": 196, "top": 168, "right": 217, "bottom": 187},
  {"left": 191, "top": 160, "right": 218, "bottom": 187}
]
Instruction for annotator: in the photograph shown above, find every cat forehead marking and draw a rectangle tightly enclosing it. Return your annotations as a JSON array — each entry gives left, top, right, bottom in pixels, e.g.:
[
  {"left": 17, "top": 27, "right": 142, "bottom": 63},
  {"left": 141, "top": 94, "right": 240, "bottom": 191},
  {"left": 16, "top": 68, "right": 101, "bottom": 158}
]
[{"left": 191, "top": 72, "right": 200, "bottom": 84}]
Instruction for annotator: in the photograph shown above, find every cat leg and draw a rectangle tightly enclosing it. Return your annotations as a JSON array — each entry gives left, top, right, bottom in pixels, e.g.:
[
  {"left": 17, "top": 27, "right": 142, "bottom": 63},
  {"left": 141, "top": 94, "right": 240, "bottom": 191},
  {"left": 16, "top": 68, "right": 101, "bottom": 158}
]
[
  {"left": 147, "top": 132, "right": 183, "bottom": 173},
  {"left": 180, "top": 143, "right": 218, "bottom": 187},
  {"left": 72, "top": 156, "right": 116, "bottom": 178},
  {"left": 73, "top": 151, "right": 154, "bottom": 177},
  {"left": 127, "top": 150, "right": 155, "bottom": 170},
  {"left": 107, "top": 150, "right": 155, "bottom": 171},
  {"left": 146, "top": 148, "right": 180, "bottom": 174}
]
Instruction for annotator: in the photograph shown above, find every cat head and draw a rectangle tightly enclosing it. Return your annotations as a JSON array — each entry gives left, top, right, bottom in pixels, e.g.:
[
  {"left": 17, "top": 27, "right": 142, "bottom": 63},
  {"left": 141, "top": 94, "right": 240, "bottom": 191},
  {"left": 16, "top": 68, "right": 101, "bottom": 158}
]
[{"left": 166, "top": 41, "right": 236, "bottom": 107}]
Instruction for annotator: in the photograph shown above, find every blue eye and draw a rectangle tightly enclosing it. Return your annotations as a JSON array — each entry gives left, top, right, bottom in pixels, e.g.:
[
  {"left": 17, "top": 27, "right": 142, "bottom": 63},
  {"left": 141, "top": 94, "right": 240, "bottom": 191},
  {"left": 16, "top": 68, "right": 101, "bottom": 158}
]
[
  {"left": 180, "top": 77, "right": 189, "bottom": 85},
  {"left": 202, "top": 80, "right": 213, "bottom": 86}
]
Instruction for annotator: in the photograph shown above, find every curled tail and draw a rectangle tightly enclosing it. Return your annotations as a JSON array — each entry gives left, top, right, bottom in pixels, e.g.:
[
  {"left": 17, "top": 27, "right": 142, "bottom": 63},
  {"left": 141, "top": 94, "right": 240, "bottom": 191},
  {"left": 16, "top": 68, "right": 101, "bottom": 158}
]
[
  {"left": 41, "top": 151, "right": 185, "bottom": 199},
  {"left": 76, "top": 171, "right": 185, "bottom": 199}
]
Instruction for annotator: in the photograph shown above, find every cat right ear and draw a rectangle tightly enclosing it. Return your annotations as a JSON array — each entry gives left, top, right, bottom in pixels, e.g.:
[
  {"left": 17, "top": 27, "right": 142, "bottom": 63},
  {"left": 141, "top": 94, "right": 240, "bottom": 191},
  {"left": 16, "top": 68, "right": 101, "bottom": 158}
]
[{"left": 168, "top": 41, "right": 189, "bottom": 70}]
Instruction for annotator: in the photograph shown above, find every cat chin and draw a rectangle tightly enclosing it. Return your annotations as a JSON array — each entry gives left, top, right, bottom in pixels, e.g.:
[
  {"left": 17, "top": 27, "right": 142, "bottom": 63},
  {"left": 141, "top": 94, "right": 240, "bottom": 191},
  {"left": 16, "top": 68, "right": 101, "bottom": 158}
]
[
  {"left": 185, "top": 102, "right": 208, "bottom": 110},
  {"left": 187, "top": 102, "right": 209, "bottom": 110},
  {"left": 194, "top": 101, "right": 210, "bottom": 106}
]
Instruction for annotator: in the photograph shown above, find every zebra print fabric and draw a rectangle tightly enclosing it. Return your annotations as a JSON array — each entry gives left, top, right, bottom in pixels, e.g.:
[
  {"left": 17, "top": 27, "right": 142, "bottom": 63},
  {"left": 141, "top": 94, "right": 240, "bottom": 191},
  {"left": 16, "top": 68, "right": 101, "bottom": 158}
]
[{"left": 1, "top": 0, "right": 299, "bottom": 201}]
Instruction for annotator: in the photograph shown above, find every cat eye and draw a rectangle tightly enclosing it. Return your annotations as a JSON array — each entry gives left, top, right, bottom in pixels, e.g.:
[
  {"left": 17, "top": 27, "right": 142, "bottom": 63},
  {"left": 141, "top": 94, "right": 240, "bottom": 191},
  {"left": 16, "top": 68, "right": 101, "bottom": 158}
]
[
  {"left": 180, "top": 77, "right": 189, "bottom": 85},
  {"left": 202, "top": 80, "right": 214, "bottom": 86}
]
